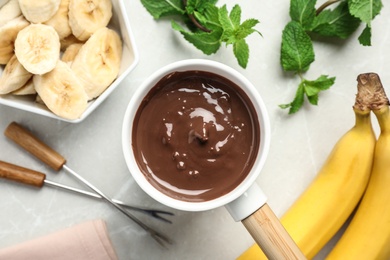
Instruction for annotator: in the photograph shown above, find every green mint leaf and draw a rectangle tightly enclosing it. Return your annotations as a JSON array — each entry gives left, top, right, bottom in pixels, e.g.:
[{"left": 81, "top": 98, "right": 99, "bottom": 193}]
[
  {"left": 229, "top": 4, "right": 242, "bottom": 27},
  {"left": 186, "top": 0, "right": 218, "bottom": 15},
  {"left": 143, "top": 0, "right": 260, "bottom": 69},
  {"left": 197, "top": 3, "right": 221, "bottom": 30},
  {"left": 218, "top": 4, "right": 259, "bottom": 67},
  {"left": 219, "top": 5, "right": 260, "bottom": 44},
  {"left": 302, "top": 74, "right": 336, "bottom": 106},
  {"left": 312, "top": 1, "right": 360, "bottom": 39},
  {"left": 348, "top": 0, "right": 382, "bottom": 46},
  {"left": 348, "top": 0, "right": 383, "bottom": 24},
  {"left": 238, "top": 19, "right": 261, "bottom": 38},
  {"left": 307, "top": 94, "right": 319, "bottom": 105},
  {"left": 171, "top": 20, "right": 222, "bottom": 55},
  {"left": 279, "top": 83, "right": 305, "bottom": 114},
  {"left": 290, "top": 0, "right": 317, "bottom": 29},
  {"left": 281, "top": 21, "right": 315, "bottom": 72},
  {"left": 358, "top": 24, "right": 372, "bottom": 46},
  {"left": 219, "top": 5, "right": 235, "bottom": 32},
  {"left": 141, "top": 0, "right": 184, "bottom": 19},
  {"left": 233, "top": 39, "right": 249, "bottom": 68},
  {"left": 302, "top": 75, "right": 335, "bottom": 96},
  {"left": 280, "top": 75, "right": 335, "bottom": 114},
  {"left": 191, "top": 3, "right": 220, "bottom": 32}
]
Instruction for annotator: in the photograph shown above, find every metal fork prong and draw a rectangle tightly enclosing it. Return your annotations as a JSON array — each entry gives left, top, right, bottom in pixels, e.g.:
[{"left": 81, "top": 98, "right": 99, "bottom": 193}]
[
  {"left": 148, "top": 211, "right": 174, "bottom": 224},
  {"left": 151, "top": 230, "right": 173, "bottom": 249},
  {"left": 44, "top": 179, "right": 174, "bottom": 223},
  {"left": 62, "top": 165, "right": 173, "bottom": 247},
  {"left": 124, "top": 207, "right": 174, "bottom": 223}
]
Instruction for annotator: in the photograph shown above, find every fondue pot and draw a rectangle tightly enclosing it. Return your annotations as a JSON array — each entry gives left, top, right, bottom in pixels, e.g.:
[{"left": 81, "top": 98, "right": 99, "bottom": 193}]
[{"left": 122, "top": 59, "right": 304, "bottom": 258}]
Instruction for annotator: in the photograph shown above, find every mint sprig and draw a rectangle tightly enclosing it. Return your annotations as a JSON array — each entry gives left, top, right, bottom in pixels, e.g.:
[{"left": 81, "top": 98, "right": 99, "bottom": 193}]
[
  {"left": 141, "top": 0, "right": 261, "bottom": 68},
  {"left": 281, "top": 0, "right": 383, "bottom": 114},
  {"left": 280, "top": 75, "right": 335, "bottom": 113}
]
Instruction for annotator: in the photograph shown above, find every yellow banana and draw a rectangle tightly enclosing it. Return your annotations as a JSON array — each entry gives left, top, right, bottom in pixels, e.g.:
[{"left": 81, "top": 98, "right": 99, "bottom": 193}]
[
  {"left": 238, "top": 75, "right": 376, "bottom": 259},
  {"left": 326, "top": 73, "right": 390, "bottom": 260}
]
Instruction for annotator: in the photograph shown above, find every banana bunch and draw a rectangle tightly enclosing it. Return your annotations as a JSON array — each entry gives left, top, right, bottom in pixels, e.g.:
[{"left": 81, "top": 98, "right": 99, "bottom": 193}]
[
  {"left": 0, "top": 0, "right": 122, "bottom": 120},
  {"left": 238, "top": 74, "right": 377, "bottom": 259},
  {"left": 326, "top": 73, "right": 390, "bottom": 259}
]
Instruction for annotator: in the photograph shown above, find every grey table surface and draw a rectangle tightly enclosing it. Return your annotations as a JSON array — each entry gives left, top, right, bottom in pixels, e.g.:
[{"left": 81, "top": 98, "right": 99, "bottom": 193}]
[{"left": 0, "top": 1, "right": 389, "bottom": 259}]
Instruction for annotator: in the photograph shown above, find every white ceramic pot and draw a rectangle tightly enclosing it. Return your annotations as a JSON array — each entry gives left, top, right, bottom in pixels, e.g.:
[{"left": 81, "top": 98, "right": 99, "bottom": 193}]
[{"left": 122, "top": 59, "right": 304, "bottom": 259}]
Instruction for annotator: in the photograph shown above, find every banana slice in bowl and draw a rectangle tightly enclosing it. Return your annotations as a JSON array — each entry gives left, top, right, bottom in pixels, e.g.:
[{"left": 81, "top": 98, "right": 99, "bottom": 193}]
[{"left": 14, "top": 23, "right": 60, "bottom": 75}]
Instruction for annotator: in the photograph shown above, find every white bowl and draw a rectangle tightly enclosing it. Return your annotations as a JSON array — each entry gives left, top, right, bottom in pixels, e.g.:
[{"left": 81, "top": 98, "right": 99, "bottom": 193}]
[
  {"left": 0, "top": 0, "right": 139, "bottom": 123},
  {"left": 122, "top": 59, "right": 271, "bottom": 212}
]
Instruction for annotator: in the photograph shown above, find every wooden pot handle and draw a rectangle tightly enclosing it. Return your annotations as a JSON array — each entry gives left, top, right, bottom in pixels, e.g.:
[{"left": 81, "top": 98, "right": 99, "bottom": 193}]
[{"left": 242, "top": 203, "right": 306, "bottom": 260}]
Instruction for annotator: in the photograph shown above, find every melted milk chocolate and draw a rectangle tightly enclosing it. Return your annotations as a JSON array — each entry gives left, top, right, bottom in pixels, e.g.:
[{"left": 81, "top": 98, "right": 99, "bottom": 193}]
[{"left": 132, "top": 71, "right": 260, "bottom": 202}]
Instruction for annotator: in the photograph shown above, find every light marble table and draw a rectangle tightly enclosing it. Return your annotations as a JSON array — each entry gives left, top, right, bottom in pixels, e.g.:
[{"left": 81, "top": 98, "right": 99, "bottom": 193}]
[{"left": 1, "top": 1, "right": 389, "bottom": 259}]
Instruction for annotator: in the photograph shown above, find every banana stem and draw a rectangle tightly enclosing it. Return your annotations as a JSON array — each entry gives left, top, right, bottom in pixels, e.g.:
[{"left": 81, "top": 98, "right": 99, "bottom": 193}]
[
  {"left": 357, "top": 73, "right": 390, "bottom": 133},
  {"left": 353, "top": 109, "right": 371, "bottom": 129},
  {"left": 354, "top": 73, "right": 389, "bottom": 111},
  {"left": 373, "top": 106, "right": 390, "bottom": 134}
]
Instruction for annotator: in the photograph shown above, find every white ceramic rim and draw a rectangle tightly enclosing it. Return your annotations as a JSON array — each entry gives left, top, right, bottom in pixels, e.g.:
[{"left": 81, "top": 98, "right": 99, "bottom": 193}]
[{"left": 122, "top": 59, "right": 271, "bottom": 211}]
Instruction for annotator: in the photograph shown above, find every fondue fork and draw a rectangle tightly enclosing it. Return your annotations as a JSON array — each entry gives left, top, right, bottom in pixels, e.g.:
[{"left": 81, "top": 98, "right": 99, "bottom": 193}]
[
  {"left": 4, "top": 122, "right": 173, "bottom": 248},
  {"left": 0, "top": 160, "right": 173, "bottom": 223}
]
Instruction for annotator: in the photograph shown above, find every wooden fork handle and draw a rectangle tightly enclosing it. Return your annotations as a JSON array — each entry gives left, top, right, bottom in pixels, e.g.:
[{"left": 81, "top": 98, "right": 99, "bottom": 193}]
[
  {"left": 4, "top": 122, "right": 66, "bottom": 171},
  {"left": 0, "top": 160, "right": 45, "bottom": 187}
]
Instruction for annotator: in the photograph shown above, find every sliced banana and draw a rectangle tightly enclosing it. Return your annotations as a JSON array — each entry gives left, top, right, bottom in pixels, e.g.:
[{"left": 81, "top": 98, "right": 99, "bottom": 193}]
[
  {"left": 14, "top": 23, "right": 60, "bottom": 75},
  {"left": 61, "top": 43, "right": 83, "bottom": 65},
  {"left": 0, "top": 0, "right": 10, "bottom": 8},
  {"left": 71, "top": 27, "right": 122, "bottom": 100},
  {"left": 0, "top": 0, "right": 22, "bottom": 27},
  {"left": 68, "top": 0, "right": 112, "bottom": 41},
  {"left": 35, "top": 94, "right": 44, "bottom": 104},
  {"left": 0, "top": 16, "right": 30, "bottom": 65},
  {"left": 18, "top": 0, "right": 61, "bottom": 23},
  {"left": 33, "top": 60, "right": 88, "bottom": 120},
  {"left": 44, "top": 0, "right": 71, "bottom": 39},
  {"left": 0, "top": 54, "right": 32, "bottom": 94},
  {"left": 12, "top": 78, "right": 36, "bottom": 95},
  {"left": 60, "top": 34, "right": 85, "bottom": 51}
]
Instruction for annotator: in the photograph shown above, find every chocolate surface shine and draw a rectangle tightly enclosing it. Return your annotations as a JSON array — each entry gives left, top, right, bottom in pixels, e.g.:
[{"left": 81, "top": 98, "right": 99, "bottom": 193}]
[{"left": 132, "top": 71, "right": 260, "bottom": 202}]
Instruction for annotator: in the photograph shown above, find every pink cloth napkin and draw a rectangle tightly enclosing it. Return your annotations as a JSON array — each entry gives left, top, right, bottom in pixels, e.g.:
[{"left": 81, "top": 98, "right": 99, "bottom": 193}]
[{"left": 0, "top": 219, "right": 118, "bottom": 260}]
